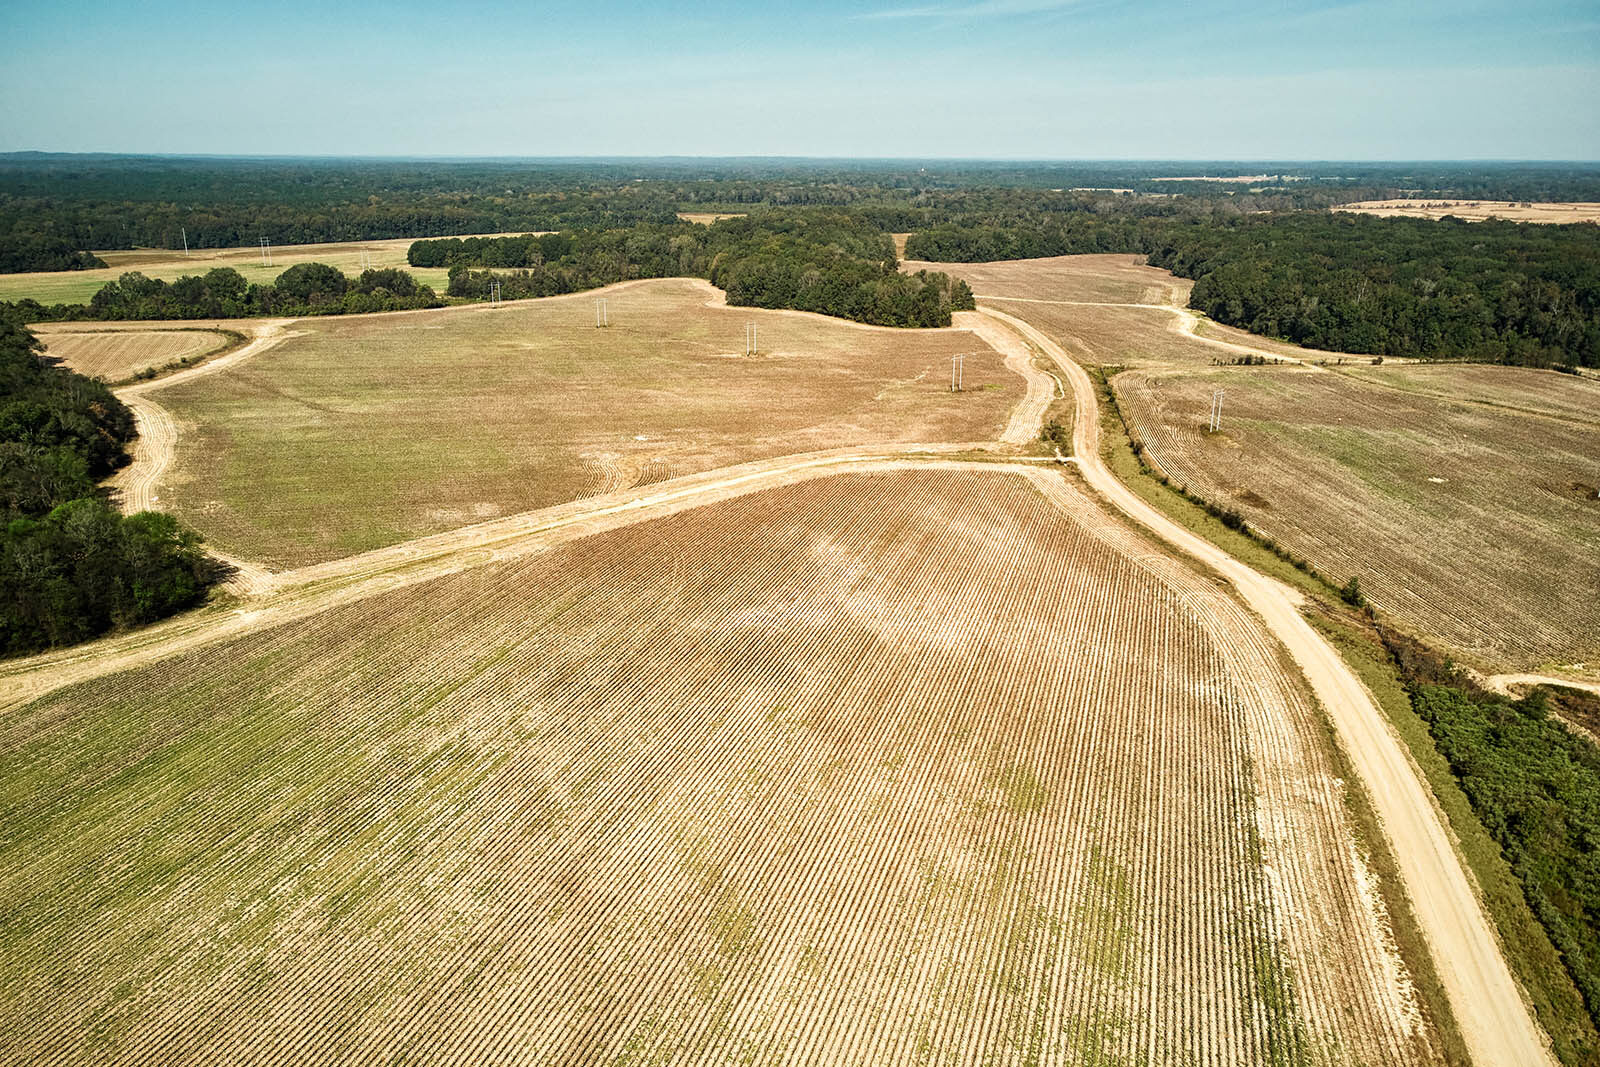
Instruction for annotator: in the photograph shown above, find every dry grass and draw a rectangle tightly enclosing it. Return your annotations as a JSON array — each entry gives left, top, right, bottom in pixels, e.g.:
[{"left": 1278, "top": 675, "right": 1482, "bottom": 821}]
[
  {"left": 0, "top": 232, "right": 532, "bottom": 307},
  {"left": 1335, "top": 200, "right": 1600, "bottom": 224},
  {"left": 154, "top": 278, "right": 1015, "bottom": 567},
  {"left": 905, "top": 253, "right": 1186, "bottom": 306},
  {"left": 1118, "top": 362, "right": 1600, "bottom": 674},
  {"left": 34, "top": 326, "right": 233, "bottom": 383},
  {"left": 0, "top": 468, "right": 1436, "bottom": 1065}
]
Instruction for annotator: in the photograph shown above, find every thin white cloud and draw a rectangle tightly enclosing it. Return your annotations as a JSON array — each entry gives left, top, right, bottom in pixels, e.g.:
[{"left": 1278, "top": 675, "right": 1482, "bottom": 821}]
[{"left": 854, "top": 0, "right": 1087, "bottom": 20}]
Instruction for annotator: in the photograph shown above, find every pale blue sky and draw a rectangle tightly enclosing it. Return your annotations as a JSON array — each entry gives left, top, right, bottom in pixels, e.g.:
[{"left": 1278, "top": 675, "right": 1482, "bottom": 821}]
[{"left": 2, "top": 0, "right": 1596, "bottom": 158}]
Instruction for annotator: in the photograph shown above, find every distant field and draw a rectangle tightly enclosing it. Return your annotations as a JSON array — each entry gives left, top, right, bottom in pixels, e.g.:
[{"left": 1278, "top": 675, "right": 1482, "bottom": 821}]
[
  {"left": 0, "top": 468, "right": 1434, "bottom": 1065},
  {"left": 1118, "top": 362, "right": 1600, "bottom": 673},
  {"left": 1335, "top": 199, "right": 1600, "bottom": 224},
  {"left": 155, "top": 278, "right": 1015, "bottom": 567},
  {"left": 35, "top": 325, "right": 234, "bottom": 382},
  {"left": 676, "top": 211, "right": 747, "bottom": 225},
  {"left": 904, "top": 253, "right": 1187, "bottom": 307},
  {"left": 0, "top": 232, "right": 541, "bottom": 306}
]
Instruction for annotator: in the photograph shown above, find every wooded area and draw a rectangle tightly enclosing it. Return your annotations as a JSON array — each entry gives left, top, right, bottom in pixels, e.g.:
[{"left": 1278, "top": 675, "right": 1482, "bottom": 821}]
[
  {"left": 908, "top": 207, "right": 1600, "bottom": 366},
  {"left": 1384, "top": 629, "right": 1600, "bottom": 1034},
  {"left": 0, "top": 320, "right": 217, "bottom": 653}
]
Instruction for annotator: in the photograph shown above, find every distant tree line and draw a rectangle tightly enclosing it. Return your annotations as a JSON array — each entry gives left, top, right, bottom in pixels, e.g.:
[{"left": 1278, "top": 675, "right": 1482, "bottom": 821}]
[
  {"left": 0, "top": 235, "right": 106, "bottom": 273},
  {"left": 1383, "top": 630, "right": 1600, "bottom": 1037},
  {"left": 5, "top": 264, "right": 442, "bottom": 323},
  {"left": 417, "top": 213, "right": 975, "bottom": 327},
  {"left": 0, "top": 320, "right": 218, "bottom": 654},
  {"left": 907, "top": 208, "right": 1600, "bottom": 367}
]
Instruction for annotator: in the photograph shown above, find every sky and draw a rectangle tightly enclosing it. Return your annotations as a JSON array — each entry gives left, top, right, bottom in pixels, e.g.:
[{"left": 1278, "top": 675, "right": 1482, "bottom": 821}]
[{"left": 2, "top": 0, "right": 1596, "bottom": 159}]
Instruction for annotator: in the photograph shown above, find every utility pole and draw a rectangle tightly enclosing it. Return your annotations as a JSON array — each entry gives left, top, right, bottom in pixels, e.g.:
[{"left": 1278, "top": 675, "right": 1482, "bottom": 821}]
[
  {"left": 951, "top": 353, "right": 965, "bottom": 392},
  {"left": 259, "top": 237, "right": 272, "bottom": 268},
  {"left": 181, "top": 227, "right": 188, "bottom": 258},
  {"left": 746, "top": 322, "right": 757, "bottom": 355},
  {"left": 1209, "top": 388, "right": 1226, "bottom": 433},
  {"left": 596, "top": 298, "right": 609, "bottom": 327}
]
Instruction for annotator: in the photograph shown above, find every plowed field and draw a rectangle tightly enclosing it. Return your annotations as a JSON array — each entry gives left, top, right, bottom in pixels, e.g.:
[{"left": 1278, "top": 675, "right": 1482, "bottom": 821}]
[
  {"left": 34, "top": 326, "right": 233, "bottom": 382},
  {"left": 1118, "top": 364, "right": 1600, "bottom": 672},
  {"left": 152, "top": 278, "right": 1013, "bottom": 567},
  {"left": 0, "top": 469, "right": 1435, "bottom": 1066}
]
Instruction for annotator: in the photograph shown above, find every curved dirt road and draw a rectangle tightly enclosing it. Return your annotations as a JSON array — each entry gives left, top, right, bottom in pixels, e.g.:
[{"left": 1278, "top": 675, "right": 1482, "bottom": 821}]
[
  {"left": 109, "top": 319, "right": 297, "bottom": 513},
  {"left": 979, "top": 294, "right": 1320, "bottom": 366},
  {"left": 954, "top": 309, "right": 1057, "bottom": 444},
  {"left": 980, "top": 305, "right": 1555, "bottom": 1067},
  {"left": 1485, "top": 672, "right": 1600, "bottom": 697}
]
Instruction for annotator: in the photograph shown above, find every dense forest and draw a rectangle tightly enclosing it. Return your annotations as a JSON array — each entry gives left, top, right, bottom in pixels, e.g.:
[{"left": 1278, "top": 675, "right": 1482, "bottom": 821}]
[
  {"left": 0, "top": 320, "right": 218, "bottom": 654},
  {"left": 0, "top": 234, "right": 106, "bottom": 273},
  {"left": 4, "top": 155, "right": 1600, "bottom": 354},
  {"left": 7, "top": 264, "right": 441, "bottom": 323},
  {"left": 416, "top": 213, "right": 975, "bottom": 327},
  {"left": 1383, "top": 631, "right": 1600, "bottom": 1034},
  {"left": 908, "top": 208, "right": 1600, "bottom": 366},
  {"left": 6, "top": 154, "right": 1600, "bottom": 270}
]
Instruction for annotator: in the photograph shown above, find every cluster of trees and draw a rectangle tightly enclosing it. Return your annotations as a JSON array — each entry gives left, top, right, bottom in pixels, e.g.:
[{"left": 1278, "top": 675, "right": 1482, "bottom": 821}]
[
  {"left": 6, "top": 264, "right": 441, "bottom": 323},
  {"left": 907, "top": 206, "right": 1600, "bottom": 366},
  {"left": 424, "top": 212, "right": 974, "bottom": 327},
  {"left": 1, "top": 320, "right": 218, "bottom": 654},
  {"left": 0, "top": 157, "right": 687, "bottom": 256},
  {"left": 1383, "top": 631, "right": 1600, "bottom": 1031},
  {"left": 0, "top": 234, "right": 106, "bottom": 273}
]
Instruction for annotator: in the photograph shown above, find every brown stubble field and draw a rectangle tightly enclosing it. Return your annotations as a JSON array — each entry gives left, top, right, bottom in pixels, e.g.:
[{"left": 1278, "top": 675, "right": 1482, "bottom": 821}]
[
  {"left": 0, "top": 468, "right": 1438, "bottom": 1066},
  {"left": 1117, "top": 363, "right": 1600, "bottom": 673},
  {"left": 1335, "top": 200, "right": 1600, "bottom": 224},
  {"left": 904, "top": 253, "right": 1188, "bottom": 306},
  {"left": 153, "top": 278, "right": 1015, "bottom": 567},
  {"left": 33, "top": 324, "right": 237, "bottom": 382}
]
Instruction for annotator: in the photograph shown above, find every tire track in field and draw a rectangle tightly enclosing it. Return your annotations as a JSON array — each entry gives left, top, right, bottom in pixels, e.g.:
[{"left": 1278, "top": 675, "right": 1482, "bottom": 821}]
[{"left": 978, "top": 304, "right": 1558, "bottom": 1067}]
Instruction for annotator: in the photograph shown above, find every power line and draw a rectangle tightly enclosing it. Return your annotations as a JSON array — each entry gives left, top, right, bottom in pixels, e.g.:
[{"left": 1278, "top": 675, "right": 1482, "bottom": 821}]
[
  {"left": 1209, "top": 388, "right": 1226, "bottom": 433},
  {"left": 951, "top": 353, "right": 965, "bottom": 392},
  {"left": 596, "top": 298, "right": 609, "bottom": 328},
  {"left": 745, "top": 322, "right": 757, "bottom": 355}
]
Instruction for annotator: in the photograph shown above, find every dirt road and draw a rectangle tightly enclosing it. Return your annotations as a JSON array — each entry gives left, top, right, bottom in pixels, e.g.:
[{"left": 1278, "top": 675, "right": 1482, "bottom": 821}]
[
  {"left": 108, "top": 319, "right": 297, "bottom": 513},
  {"left": 979, "top": 305, "right": 1555, "bottom": 1067},
  {"left": 979, "top": 294, "right": 1321, "bottom": 366},
  {"left": 1485, "top": 673, "right": 1600, "bottom": 698}
]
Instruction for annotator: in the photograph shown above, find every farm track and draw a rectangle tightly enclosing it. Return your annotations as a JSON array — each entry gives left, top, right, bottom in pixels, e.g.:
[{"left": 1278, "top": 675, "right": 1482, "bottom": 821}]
[
  {"left": 1484, "top": 673, "right": 1600, "bottom": 698},
  {"left": 979, "top": 305, "right": 1556, "bottom": 1067},
  {"left": 108, "top": 319, "right": 298, "bottom": 515},
  {"left": 977, "top": 295, "right": 1322, "bottom": 367}
]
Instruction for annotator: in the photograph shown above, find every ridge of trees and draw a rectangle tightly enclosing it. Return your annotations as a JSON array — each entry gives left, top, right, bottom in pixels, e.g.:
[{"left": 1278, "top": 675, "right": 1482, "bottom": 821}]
[
  {"left": 416, "top": 213, "right": 975, "bottom": 327},
  {"left": 0, "top": 320, "right": 219, "bottom": 654},
  {"left": 5, "top": 264, "right": 441, "bottom": 323},
  {"left": 906, "top": 208, "right": 1600, "bottom": 367}
]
